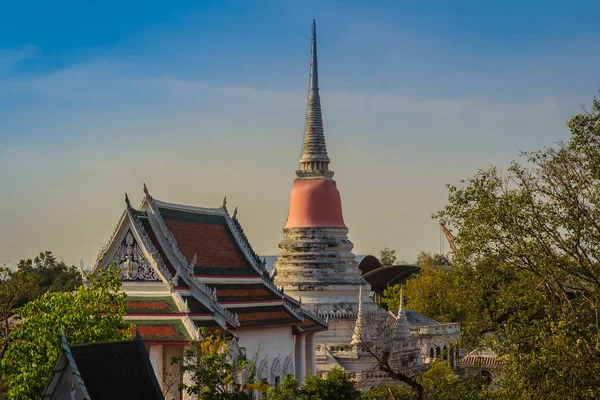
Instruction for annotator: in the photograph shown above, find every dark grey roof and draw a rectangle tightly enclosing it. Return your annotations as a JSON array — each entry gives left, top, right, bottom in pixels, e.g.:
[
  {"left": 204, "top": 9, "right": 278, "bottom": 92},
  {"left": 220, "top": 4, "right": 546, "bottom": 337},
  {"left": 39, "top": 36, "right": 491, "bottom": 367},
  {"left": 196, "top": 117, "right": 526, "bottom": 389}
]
[
  {"left": 43, "top": 332, "right": 164, "bottom": 400},
  {"left": 389, "top": 309, "right": 441, "bottom": 327}
]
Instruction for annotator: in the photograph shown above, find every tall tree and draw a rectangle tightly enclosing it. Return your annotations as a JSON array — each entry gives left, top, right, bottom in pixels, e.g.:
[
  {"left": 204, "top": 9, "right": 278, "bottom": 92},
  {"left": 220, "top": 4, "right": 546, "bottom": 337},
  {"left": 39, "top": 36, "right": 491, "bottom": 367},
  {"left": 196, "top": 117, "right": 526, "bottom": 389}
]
[
  {"left": 1, "top": 266, "right": 129, "bottom": 399},
  {"left": 379, "top": 247, "right": 397, "bottom": 266},
  {"left": 16, "top": 251, "right": 82, "bottom": 296},
  {"left": 433, "top": 94, "right": 600, "bottom": 398},
  {"left": 415, "top": 251, "right": 452, "bottom": 268},
  {"left": 0, "top": 267, "right": 38, "bottom": 395}
]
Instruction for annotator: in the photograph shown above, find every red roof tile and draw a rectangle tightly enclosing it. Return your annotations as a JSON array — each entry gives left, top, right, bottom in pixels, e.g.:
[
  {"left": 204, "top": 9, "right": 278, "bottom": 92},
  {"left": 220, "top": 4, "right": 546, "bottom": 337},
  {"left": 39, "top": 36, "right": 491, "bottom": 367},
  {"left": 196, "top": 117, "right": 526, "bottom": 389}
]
[
  {"left": 232, "top": 305, "right": 301, "bottom": 328},
  {"left": 160, "top": 210, "right": 247, "bottom": 268},
  {"left": 126, "top": 296, "right": 179, "bottom": 314}
]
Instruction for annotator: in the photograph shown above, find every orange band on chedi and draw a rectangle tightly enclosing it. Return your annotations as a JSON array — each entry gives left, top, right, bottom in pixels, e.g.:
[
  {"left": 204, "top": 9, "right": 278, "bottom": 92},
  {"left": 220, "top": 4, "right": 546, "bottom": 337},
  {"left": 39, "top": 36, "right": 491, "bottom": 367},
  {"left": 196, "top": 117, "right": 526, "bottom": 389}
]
[{"left": 284, "top": 179, "right": 346, "bottom": 229}]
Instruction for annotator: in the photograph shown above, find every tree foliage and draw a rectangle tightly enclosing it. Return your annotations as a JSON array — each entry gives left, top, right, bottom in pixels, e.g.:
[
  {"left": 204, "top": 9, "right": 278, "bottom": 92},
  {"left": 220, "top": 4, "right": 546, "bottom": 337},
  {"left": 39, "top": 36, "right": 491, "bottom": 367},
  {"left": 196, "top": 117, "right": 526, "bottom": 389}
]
[
  {"left": 432, "top": 94, "right": 600, "bottom": 398},
  {"left": 264, "top": 368, "right": 361, "bottom": 400},
  {"left": 1, "top": 265, "right": 129, "bottom": 399},
  {"left": 380, "top": 251, "right": 460, "bottom": 324},
  {"left": 415, "top": 251, "right": 452, "bottom": 268},
  {"left": 16, "top": 251, "right": 82, "bottom": 297},
  {"left": 0, "top": 267, "right": 38, "bottom": 393},
  {"left": 379, "top": 247, "right": 397, "bottom": 266},
  {"left": 363, "top": 361, "right": 492, "bottom": 400},
  {"left": 174, "top": 328, "right": 253, "bottom": 400}
]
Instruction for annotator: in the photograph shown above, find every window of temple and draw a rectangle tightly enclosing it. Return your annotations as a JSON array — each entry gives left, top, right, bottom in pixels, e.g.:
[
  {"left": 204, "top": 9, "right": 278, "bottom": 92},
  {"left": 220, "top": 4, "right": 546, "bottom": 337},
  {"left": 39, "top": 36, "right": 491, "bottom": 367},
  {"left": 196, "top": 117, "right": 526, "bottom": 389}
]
[
  {"left": 436, "top": 346, "right": 441, "bottom": 358},
  {"left": 429, "top": 347, "right": 434, "bottom": 359}
]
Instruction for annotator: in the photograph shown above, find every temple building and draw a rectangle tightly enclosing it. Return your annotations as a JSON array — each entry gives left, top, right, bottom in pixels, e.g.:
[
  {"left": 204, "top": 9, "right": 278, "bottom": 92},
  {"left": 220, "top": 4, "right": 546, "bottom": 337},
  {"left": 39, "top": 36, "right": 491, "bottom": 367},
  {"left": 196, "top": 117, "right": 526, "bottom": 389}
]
[
  {"left": 90, "top": 19, "right": 459, "bottom": 396},
  {"left": 274, "top": 20, "right": 460, "bottom": 389},
  {"left": 91, "top": 187, "right": 326, "bottom": 399}
]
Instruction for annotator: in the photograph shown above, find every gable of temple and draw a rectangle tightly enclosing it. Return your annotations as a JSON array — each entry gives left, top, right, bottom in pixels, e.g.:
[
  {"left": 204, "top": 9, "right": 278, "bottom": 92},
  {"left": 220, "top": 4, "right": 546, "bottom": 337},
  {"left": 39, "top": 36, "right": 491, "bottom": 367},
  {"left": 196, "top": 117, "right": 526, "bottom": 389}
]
[{"left": 92, "top": 186, "right": 327, "bottom": 345}]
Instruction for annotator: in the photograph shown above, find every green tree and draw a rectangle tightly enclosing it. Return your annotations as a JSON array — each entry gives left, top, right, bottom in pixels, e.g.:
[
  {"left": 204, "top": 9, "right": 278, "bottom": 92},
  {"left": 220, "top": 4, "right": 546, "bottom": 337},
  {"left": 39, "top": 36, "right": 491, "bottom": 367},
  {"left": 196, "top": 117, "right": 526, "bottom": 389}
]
[
  {"left": 361, "top": 384, "right": 414, "bottom": 399},
  {"left": 379, "top": 252, "right": 456, "bottom": 319},
  {"left": 0, "top": 267, "right": 38, "bottom": 393},
  {"left": 415, "top": 251, "right": 452, "bottom": 268},
  {"left": 379, "top": 247, "right": 397, "bottom": 266},
  {"left": 1, "top": 265, "right": 129, "bottom": 399},
  {"left": 302, "top": 368, "right": 361, "bottom": 400},
  {"left": 175, "top": 328, "right": 252, "bottom": 400},
  {"left": 433, "top": 93, "right": 600, "bottom": 398},
  {"left": 16, "top": 251, "right": 82, "bottom": 297},
  {"left": 262, "top": 374, "right": 301, "bottom": 400},
  {"left": 363, "top": 361, "right": 492, "bottom": 400},
  {"left": 264, "top": 368, "right": 360, "bottom": 400}
]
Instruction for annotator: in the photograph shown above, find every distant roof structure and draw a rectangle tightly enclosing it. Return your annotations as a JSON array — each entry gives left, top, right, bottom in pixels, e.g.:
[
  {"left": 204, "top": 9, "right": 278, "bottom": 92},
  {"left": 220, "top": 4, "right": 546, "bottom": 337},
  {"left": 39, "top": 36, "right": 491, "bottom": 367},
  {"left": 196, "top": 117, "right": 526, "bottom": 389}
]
[
  {"left": 389, "top": 309, "right": 441, "bottom": 327},
  {"left": 460, "top": 349, "right": 502, "bottom": 368},
  {"left": 42, "top": 330, "right": 163, "bottom": 400},
  {"left": 358, "top": 255, "right": 421, "bottom": 294}
]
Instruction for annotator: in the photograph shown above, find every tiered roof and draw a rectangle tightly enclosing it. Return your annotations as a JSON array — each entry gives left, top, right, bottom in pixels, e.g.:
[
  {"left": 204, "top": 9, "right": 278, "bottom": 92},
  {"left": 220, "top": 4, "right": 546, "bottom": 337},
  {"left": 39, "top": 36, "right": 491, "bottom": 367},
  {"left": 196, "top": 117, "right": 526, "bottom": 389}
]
[{"left": 92, "top": 186, "right": 326, "bottom": 343}]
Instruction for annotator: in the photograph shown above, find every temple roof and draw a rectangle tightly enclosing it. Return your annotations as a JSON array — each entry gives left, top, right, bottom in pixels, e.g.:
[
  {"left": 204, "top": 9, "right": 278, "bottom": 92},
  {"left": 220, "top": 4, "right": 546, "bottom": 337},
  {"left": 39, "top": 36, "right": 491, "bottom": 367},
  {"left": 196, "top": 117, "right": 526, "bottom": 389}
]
[
  {"left": 296, "top": 310, "right": 328, "bottom": 333},
  {"left": 130, "top": 320, "right": 192, "bottom": 342},
  {"left": 43, "top": 331, "right": 163, "bottom": 400},
  {"left": 126, "top": 296, "right": 180, "bottom": 314},
  {"left": 388, "top": 309, "right": 441, "bottom": 327},
  {"left": 93, "top": 186, "right": 321, "bottom": 341},
  {"left": 158, "top": 207, "right": 259, "bottom": 276},
  {"left": 209, "top": 282, "right": 283, "bottom": 303},
  {"left": 234, "top": 304, "right": 302, "bottom": 328}
]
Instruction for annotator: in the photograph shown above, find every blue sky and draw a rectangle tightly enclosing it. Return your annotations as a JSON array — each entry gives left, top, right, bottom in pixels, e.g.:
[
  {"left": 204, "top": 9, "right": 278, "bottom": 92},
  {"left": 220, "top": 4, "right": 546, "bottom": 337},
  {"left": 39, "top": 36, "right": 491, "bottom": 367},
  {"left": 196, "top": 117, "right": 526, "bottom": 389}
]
[{"left": 2, "top": 0, "right": 600, "bottom": 266}]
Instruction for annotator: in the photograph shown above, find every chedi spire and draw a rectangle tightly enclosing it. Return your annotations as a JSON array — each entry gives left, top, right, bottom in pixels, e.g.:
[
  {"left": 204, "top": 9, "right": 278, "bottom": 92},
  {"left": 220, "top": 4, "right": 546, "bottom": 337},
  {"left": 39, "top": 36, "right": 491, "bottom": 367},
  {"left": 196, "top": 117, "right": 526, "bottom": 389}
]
[
  {"left": 351, "top": 286, "right": 366, "bottom": 346},
  {"left": 297, "top": 20, "right": 333, "bottom": 179},
  {"left": 393, "top": 286, "right": 410, "bottom": 340}
]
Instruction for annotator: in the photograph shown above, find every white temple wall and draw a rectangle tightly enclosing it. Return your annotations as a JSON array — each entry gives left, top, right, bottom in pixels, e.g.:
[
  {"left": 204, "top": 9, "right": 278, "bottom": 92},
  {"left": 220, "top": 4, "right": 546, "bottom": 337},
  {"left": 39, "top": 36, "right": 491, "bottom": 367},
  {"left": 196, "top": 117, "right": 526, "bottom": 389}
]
[
  {"left": 237, "top": 326, "right": 296, "bottom": 384},
  {"left": 163, "top": 345, "right": 184, "bottom": 400}
]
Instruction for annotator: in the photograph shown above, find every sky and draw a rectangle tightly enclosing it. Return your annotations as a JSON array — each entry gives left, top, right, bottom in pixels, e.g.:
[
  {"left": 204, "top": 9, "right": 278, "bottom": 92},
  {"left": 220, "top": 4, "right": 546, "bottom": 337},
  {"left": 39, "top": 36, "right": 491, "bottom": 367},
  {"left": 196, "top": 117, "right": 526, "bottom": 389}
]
[{"left": 1, "top": 0, "right": 600, "bottom": 267}]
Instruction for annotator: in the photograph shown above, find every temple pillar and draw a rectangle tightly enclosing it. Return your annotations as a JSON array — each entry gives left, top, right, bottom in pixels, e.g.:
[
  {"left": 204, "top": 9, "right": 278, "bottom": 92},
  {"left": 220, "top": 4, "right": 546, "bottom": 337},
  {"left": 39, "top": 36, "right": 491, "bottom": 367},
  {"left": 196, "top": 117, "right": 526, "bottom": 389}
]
[
  {"left": 295, "top": 335, "right": 306, "bottom": 383},
  {"left": 182, "top": 345, "right": 196, "bottom": 400},
  {"left": 148, "top": 344, "right": 164, "bottom": 389},
  {"left": 305, "top": 333, "right": 316, "bottom": 377}
]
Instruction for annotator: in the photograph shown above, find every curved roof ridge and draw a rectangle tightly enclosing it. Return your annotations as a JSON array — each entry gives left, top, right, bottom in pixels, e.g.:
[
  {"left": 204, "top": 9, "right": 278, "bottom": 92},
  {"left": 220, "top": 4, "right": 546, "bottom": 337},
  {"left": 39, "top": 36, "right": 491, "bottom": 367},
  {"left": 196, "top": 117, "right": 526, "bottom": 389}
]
[{"left": 153, "top": 199, "right": 226, "bottom": 216}]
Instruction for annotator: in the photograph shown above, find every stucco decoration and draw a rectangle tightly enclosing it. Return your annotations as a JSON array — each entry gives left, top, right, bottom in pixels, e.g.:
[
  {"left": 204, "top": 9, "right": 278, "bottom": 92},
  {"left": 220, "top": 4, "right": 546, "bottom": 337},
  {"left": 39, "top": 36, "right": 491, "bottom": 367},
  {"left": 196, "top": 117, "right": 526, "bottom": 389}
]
[
  {"left": 114, "top": 230, "right": 160, "bottom": 281},
  {"left": 282, "top": 355, "right": 294, "bottom": 376}
]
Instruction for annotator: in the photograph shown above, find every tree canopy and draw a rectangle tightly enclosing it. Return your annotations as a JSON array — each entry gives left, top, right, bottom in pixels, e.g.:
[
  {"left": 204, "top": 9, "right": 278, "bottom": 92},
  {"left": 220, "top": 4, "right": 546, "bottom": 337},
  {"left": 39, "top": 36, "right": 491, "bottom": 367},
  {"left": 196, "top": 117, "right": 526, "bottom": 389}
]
[
  {"left": 16, "top": 251, "right": 82, "bottom": 297},
  {"left": 429, "top": 95, "right": 600, "bottom": 398},
  {"left": 264, "top": 368, "right": 361, "bottom": 400},
  {"left": 379, "top": 247, "right": 397, "bottom": 266},
  {"left": 1, "top": 265, "right": 129, "bottom": 399}
]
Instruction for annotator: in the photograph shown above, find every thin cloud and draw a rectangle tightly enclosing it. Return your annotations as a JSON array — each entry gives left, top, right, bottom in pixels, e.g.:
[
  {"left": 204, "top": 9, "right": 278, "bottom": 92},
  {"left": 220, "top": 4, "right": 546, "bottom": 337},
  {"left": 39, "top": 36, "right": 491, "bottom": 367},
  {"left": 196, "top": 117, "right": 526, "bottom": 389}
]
[{"left": 0, "top": 44, "right": 39, "bottom": 72}]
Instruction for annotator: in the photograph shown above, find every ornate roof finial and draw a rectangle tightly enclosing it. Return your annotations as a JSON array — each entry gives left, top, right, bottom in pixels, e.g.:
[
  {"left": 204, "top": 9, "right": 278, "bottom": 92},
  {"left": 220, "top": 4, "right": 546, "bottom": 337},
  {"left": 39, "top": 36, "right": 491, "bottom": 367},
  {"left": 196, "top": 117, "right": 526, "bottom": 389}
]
[
  {"left": 125, "top": 193, "right": 131, "bottom": 207},
  {"left": 393, "top": 286, "right": 410, "bottom": 340},
  {"left": 222, "top": 196, "right": 227, "bottom": 207},
  {"left": 233, "top": 206, "right": 238, "bottom": 219},
  {"left": 143, "top": 182, "right": 149, "bottom": 196},
  {"left": 297, "top": 19, "right": 333, "bottom": 179},
  {"left": 351, "top": 286, "right": 366, "bottom": 346}
]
